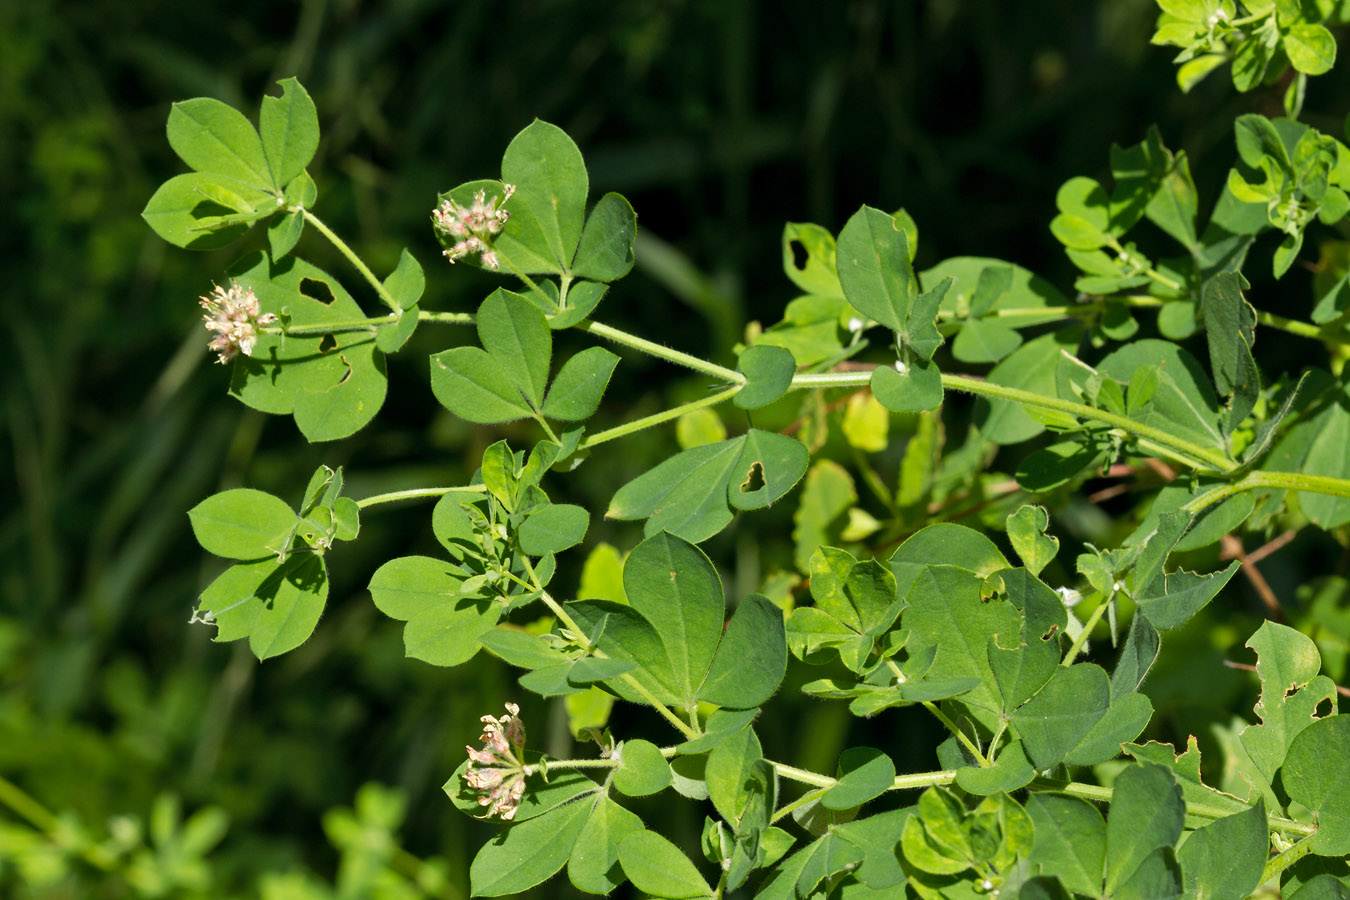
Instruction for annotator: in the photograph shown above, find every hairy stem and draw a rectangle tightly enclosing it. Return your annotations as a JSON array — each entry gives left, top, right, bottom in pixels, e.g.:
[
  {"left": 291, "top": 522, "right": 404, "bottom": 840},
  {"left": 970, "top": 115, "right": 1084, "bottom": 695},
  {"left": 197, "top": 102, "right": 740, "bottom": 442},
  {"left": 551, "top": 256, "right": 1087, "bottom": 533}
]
[
  {"left": 1185, "top": 469, "right": 1350, "bottom": 514},
  {"left": 523, "top": 557, "right": 699, "bottom": 741},
  {"left": 579, "top": 385, "right": 743, "bottom": 450},
  {"left": 356, "top": 485, "right": 486, "bottom": 509},
  {"left": 579, "top": 320, "right": 745, "bottom": 383},
  {"left": 923, "top": 701, "right": 990, "bottom": 767},
  {"left": 1062, "top": 593, "right": 1112, "bottom": 666},
  {"left": 300, "top": 209, "right": 401, "bottom": 312},
  {"left": 789, "top": 369, "right": 1238, "bottom": 473}
]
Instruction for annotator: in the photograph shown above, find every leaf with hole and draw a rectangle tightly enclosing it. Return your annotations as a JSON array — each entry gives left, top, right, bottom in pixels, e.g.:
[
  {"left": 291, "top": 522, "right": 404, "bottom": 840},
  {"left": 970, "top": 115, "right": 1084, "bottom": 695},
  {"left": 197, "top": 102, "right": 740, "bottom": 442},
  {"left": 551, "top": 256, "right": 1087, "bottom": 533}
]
[{"left": 607, "top": 429, "right": 808, "bottom": 543}]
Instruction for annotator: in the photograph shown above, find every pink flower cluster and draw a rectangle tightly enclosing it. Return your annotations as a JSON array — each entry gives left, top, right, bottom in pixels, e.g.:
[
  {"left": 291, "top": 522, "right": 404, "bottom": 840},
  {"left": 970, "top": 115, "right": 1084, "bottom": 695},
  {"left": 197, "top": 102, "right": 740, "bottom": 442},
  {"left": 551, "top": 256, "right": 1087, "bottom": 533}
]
[
  {"left": 199, "top": 281, "right": 277, "bottom": 365},
  {"left": 462, "top": 702, "right": 528, "bottom": 820},
  {"left": 432, "top": 184, "right": 515, "bottom": 270}
]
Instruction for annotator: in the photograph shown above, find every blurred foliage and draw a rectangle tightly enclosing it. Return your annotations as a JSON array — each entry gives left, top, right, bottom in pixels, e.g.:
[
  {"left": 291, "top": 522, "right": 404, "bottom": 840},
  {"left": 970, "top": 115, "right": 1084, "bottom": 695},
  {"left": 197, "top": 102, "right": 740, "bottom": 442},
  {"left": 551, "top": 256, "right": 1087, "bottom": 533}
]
[{"left": 4, "top": 0, "right": 1349, "bottom": 896}]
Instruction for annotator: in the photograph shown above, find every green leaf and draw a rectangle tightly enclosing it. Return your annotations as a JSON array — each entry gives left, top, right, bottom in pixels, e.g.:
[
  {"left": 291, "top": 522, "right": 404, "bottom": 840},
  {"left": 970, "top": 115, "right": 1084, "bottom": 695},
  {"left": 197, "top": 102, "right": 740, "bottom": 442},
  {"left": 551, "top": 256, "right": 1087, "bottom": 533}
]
[
  {"left": 618, "top": 830, "right": 714, "bottom": 899},
  {"left": 469, "top": 798, "right": 593, "bottom": 896},
  {"left": 542, "top": 347, "right": 620, "bottom": 421},
  {"left": 195, "top": 554, "right": 327, "bottom": 660},
  {"left": 890, "top": 524, "right": 1010, "bottom": 596},
  {"left": 1062, "top": 692, "right": 1154, "bottom": 766},
  {"left": 1284, "top": 715, "right": 1350, "bottom": 856},
  {"left": 955, "top": 740, "right": 1035, "bottom": 795},
  {"left": 479, "top": 629, "right": 571, "bottom": 669},
  {"left": 477, "top": 290, "right": 552, "bottom": 408},
  {"left": 1201, "top": 271, "right": 1260, "bottom": 434},
  {"left": 367, "top": 556, "right": 500, "bottom": 667},
  {"left": 624, "top": 533, "right": 722, "bottom": 703},
  {"left": 952, "top": 319, "right": 1023, "bottom": 364},
  {"left": 1286, "top": 23, "right": 1337, "bottom": 75},
  {"left": 375, "top": 306, "right": 419, "bottom": 354},
  {"left": 498, "top": 121, "right": 589, "bottom": 274},
  {"left": 141, "top": 173, "right": 271, "bottom": 250},
  {"left": 188, "top": 488, "right": 297, "bottom": 559},
  {"left": 382, "top": 249, "right": 425, "bottom": 311},
  {"left": 698, "top": 594, "right": 787, "bottom": 708},
  {"left": 1104, "top": 764, "right": 1184, "bottom": 896},
  {"left": 1177, "top": 800, "right": 1267, "bottom": 900},
  {"left": 735, "top": 345, "right": 797, "bottom": 410},
  {"left": 1016, "top": 438, "right": 1105, "bottom": 493},
  {"left": 836, "top": 205, "right": 916, "bottom": 331},
  {"left": 518, "top": 503, "right": 589, "bottom": 555},
  {"left": 226, "top": 253, "right": 386, "bottom": 441},
  {"left": 572, "top": 192, "right": 637, "bottom": 282},
  {"left": 823, "top": 748, "right": 896, "bottom": 810},
  {"left": 871, "top": 359, "right": 943, "bottom": 413},
  {"left": 783, "top": 222, "right": 844, "bottom": 298},
  {"left": 607, "top": 430, "right": 808, "bottom": 543},
  {"left": 1136, "top": 562, "right": 1239, "bottom": 632},
  {"left": 1012, "top": 663, "right": 1111, "bottom": 769},
  {"left": 1006, "top": 506, "right": 1059, "bottom": 577},
  {"left": 1114, "top": 848, "right": 1183, "bottom": 900},
  {"left": 1265, "top": 370, "right": 1350, "bottom": 529},
  {"left": 267, "top": 170, "right": 315, "bottom": 260},
  {"left": 901, "top": 565, "right": 1019, "bottom": 727},
  {"left": 550, "top": 281, "right": 608, "bottom": 329},
  {"left": 1097, "top": 340, "right": 1225, "bottom": 453},
  {"left": 1026, "top": 794, "right": 1105, "bottom": 897},
  {"left": 166, "top": 96, "right": 273, "bottom": 188},
  {"left": 430, "top": 348, "right": 533, "bottom": 423},
  {"left": 1286, "top": 876, "right": 1350, "bottom": 900},
  {"left": 1240, "top": 621, "right": 1339, "bottom": 786},
  {"left": 796, "top": 832, "right": 866, "bottom": 897},
  {"left": 258, "top": 78, "right": 319, "bottom": 189},
  {"left": 614, "top": 739, "right": 673, "bottom": 797},
  {"left": 567, "top": 797, "right": 643, "bottom": 895}
]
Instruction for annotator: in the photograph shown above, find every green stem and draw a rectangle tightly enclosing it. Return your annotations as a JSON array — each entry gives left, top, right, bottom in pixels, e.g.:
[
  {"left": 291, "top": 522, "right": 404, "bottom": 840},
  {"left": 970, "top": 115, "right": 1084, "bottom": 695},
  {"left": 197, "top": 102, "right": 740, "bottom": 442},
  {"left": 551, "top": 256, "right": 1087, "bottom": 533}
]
[
  {"left": 923, "top": 701, "right": 990, "bottom": 767},
  {"left": 788, "top": 370, "right": 1237, "bottom": 473},
  {"left": 498, "top": 254, "right": 557, "bottom": 312},
  {"left": 522, "top": 558, "right": 699, "bottom": 741},
  {"left": 533, "top": 412, "right": 561, "bottom": 445},
  {"left": 578, "top": 320, "right": 744, "bottom": 383},
  {"left": 1062, "top": 593, "right": 1112, "bottom": 666},
  {"left": 942, "top": 373, "right": 1237, "bottom": 472},
  {"left": 771, "top": 786, "right": 831, "bottom": 825},
  {"left": 1256, "top": 309, "right": 1328, "bottom": 341},
  {"left": 1029, "top": 776, "right": 1316, "bottom": 835},
  {"left": 770, "top": 762, "right": 836, "bottom": 788},
  {"left": 579, "top": 385, "right": 743, "bottom": 450},
  {"left": 1261, "top": 833, "right": 1319, "bottom": 884},
  {"left": 420, "top": 310, "right": 477, "bottom": 326},
  {"left": 300, "top": 209, "right": 401, "bottom": 313},
  {"left": 1184, "top": 470, "right": 1350, "bottom": 514},
  {"left": 356, "top": 485, "right": 486, "bottom": 509}
]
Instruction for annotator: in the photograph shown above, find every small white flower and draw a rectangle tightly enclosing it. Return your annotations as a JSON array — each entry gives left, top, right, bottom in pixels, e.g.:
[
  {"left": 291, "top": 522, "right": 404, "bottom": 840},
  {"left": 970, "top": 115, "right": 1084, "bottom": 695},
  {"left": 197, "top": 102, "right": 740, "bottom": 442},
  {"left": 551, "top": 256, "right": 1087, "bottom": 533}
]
[
  {"left": 894, "top": 360, "right": 909, "bottom": 375},
  {"left": 199, "top": 281, "right": 277, "bottom": 364},
  {"left": 463, "top": 702, "right": 529, "bottom": 820},
  {"left": 434, "top": 185, "right": 515, "bottom": 269},
  {"left": 847, "top": 317, "right": 864, "bottom": 333}
]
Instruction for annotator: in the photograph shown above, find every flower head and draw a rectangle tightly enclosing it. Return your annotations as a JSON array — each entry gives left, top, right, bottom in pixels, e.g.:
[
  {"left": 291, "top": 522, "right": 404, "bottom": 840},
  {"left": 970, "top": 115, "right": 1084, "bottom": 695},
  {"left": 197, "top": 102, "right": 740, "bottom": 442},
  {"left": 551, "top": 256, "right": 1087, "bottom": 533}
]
[
  {"left": 432, "top": 184, "right": 515, "bottom": 270},
  {"left": 199, "top": 281, "right": 277, "bottom": 364},
  {"left": 462, "top": 702, "right": 528, "bottom": 820}
]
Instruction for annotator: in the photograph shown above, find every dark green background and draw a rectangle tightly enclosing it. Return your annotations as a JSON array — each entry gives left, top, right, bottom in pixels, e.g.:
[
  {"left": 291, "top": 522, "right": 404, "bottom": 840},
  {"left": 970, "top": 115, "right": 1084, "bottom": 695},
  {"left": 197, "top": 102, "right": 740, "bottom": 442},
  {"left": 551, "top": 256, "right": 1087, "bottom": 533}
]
[{"left": 5, "top": 1, "right": 1347, "bottom": 896}]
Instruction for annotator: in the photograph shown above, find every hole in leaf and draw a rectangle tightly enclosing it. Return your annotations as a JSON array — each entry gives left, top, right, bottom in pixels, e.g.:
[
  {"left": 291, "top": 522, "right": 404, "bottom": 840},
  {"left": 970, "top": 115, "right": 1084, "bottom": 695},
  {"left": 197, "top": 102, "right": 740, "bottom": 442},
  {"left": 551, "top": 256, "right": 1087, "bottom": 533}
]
[
  {"left": 336, "top": 355, "right": 352, "bottom": 385},
  {"left": 1041, "top": 624, "right": 1059, "bottom": 641},
  {"left": 740, "top": 461, "right": 765, "bottom": 493},
  {"left": 789, "top": 239, "right": 808, "bottom": 271},
  {"left": 318, "top": 333, "right": 338, "bottom": 353},
  {"left": 1316, "top": 696, "right": 1333, "bottom": 718},
  {"left": 300, "top": 277, "right": 335, "bottom": 305}
]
